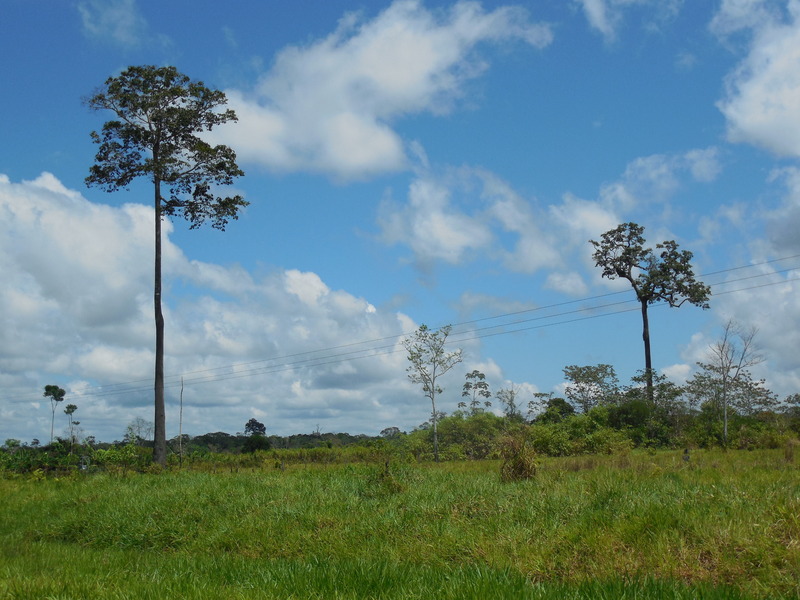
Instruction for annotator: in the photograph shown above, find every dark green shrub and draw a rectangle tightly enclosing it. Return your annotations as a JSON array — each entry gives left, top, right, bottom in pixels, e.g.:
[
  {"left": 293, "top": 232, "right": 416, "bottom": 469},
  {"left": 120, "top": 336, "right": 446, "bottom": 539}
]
[{"left": 242, "top": 434, "right": 272, "bottom": 453}]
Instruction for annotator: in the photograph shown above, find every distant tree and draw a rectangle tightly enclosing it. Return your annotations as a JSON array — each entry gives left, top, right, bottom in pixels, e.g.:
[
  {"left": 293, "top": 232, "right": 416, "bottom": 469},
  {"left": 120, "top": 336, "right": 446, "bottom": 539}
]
[
  {"left": 535, "top": 397, "right": 575, "bottom": 424},
  {"left": 244, "top": 418, "right": 266, "bottom": 436},
  {"left": 590, "top": 222, "right": 710, "bottom": 402},
  {"left": 64, "top": 404, "right": 78, "bottom": 452},
  {"left": 685, "top": 321, "right": 777, "bottom": 445},
  {"left": 43, "top": 385, "right": 66, "bottom": 444},
  {"left": 563, "top": 364, "right": 619, "bottom": 413},
  {"left": 460, "top": 370, "right": 492, "bottom": 415},
  {"left": 496, "top": 386, "right": 524, "bottom": 422},
  {"left": 86, "top": 65, "right": 247, "bottom": 465},
  {"left": 124, "top": 417, "right": 154, "bottom": 446},
  {"left": 380, "top": 426, "right": 401, "bottom": 438},
  {"left": 403, "top": 324, "right": 463, "bottom": 462}
]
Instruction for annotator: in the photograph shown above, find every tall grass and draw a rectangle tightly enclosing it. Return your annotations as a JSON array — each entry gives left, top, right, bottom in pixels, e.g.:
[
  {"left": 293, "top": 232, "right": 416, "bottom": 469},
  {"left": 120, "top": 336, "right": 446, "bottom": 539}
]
[{"left": 1, "top": 449, "right": 797, "bottom": 598}]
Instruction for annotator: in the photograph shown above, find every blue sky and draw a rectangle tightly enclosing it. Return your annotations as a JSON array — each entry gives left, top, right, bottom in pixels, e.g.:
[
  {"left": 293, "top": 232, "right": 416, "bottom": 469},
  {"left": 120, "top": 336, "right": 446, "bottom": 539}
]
[{"left": 2, "top": 0, "right": 799, "bottom": 444}]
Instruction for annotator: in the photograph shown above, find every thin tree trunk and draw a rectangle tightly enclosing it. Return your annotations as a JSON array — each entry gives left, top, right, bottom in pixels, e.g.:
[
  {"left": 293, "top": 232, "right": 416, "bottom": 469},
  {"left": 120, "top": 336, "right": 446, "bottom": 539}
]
[
  {"left": 431, "top": 396, "right": 439, "bottom": 463},
  {"left": 153, "top": 177, "right": 167, "bottom": 466},
  {"left": 641, "top": 299, "right": 654, "bottom": 403}
]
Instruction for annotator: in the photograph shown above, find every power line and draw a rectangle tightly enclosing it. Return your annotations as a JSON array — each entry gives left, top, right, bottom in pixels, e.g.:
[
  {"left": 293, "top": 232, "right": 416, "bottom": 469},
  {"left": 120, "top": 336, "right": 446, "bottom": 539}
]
[{"left": 9, "top": 254, "right": 800, "bottom": 403}]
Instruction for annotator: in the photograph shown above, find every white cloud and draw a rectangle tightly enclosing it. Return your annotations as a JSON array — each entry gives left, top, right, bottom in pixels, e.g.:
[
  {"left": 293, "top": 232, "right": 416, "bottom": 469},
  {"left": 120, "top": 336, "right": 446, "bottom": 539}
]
[
  {"left": 378, "top": 171, "right": 494, "bottom": 266},
  {"left": 545, "top": 271, "right": 590, "bottom": 296},
  {"left": 709, "top": 0, "right": 782, "bottom": 38},
  {"left": 212, "top": 0, "right": 553, "bottom": 179},
  {"left": 598, "top": 148, "right": 721, "bottom": 211},
  {"left": 575, "top": 0, "right": 683, "bottom": 42},
  {"left": 766, "top": 166, "right": 800, "bottom": 252},
  {"left": 77, "top": 0, "right": 149, "bottom": 47},
  {"left": 715, "top": 1, "right": 800, "bottom": 157},
  {"left": 0, "top": 173, "right": 426, "bottom": 443}
]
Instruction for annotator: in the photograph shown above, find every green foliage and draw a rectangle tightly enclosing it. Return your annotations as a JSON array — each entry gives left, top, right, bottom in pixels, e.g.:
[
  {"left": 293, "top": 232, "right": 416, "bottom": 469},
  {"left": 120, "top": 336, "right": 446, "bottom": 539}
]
[
  {"left": 242, "top": 434, "right": 271, "bottom": 453},
  {"left": 85, "top": 65, "right": 246, "bottom": 228},
  {"left": 563, "top": 364, "right": 619, "bottom": 413}
]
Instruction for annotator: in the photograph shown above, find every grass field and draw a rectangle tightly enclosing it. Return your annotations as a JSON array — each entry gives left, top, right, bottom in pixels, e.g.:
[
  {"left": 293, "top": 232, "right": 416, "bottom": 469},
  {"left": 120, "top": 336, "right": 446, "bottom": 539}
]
[{"left": 1, "top": 449, "right": 797, "bottom": 599}]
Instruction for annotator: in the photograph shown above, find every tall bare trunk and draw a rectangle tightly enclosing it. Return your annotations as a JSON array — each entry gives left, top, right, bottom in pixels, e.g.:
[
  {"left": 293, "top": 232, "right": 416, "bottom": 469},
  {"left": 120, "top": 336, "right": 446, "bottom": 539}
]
[
  {"left": 153, "top": 177, "right": 167, "bottom": 466},
  {"left": 641, "top": 299, "right": 654, "bottom": 404}
]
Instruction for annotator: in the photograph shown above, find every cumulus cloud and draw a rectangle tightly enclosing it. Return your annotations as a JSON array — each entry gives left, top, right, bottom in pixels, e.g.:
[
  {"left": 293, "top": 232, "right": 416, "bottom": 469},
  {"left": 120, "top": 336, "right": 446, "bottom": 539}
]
[
  {"left": 714, "top": 1, "right": 800, "bottom": 157},
  {"left": 377, "top": 167, "right": 564, "bottom": 273},
  {"left": 0, "top": 173, "right": 426, "bottom": 443},
  {"left": 377, "top": 170, "right": 494, "bottom": 266},
  {"left": 211, "top": 0, "right": 553, "bottom": 179},
  {"left": 375, "top": 147, "right": 722, "bottom": 283}
]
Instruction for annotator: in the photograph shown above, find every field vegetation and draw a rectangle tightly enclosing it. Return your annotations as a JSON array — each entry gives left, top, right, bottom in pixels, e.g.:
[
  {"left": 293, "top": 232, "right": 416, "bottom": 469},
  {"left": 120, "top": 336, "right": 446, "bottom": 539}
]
[{"left": 1, "top": 447, "right": 797, "bottom": 599}]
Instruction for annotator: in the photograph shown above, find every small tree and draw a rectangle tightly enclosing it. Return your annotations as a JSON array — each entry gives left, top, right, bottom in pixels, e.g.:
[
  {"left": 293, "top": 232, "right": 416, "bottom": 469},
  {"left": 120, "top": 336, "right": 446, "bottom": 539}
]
[
  {"left": 43, "top": 385, "right": 66, "bottom": 444},
  {"left": 64, "top": 404, "right": 78, "bottom": 452},
  {"left": 590, "top": 222, "right": 710, "bottom": 402},
  {"left": 535, "top": 396, "right": 575, "bottom": 424},
  {"left": 124, "top": 417, "right": 154, "bottom": 446},
  {"left": 244, "top": 418, "right": 266, "bottom": 436},
  {"left": 86, "top": 65, "right": 247, "bottom": 466},
  {"left": 685, "top": 321, "right": 777, "bottom": 445},
  {"left": 460, "top": 370, "right": 491, "bottom": 415},
  {"left": 562, "top": 364, "right": 619, "bottom": 413},
  {"left": 403, "top": 324, "right": 463, "bottom": 462},
  {"left": 496, "top": 386, "right": 524, "bottom": 422}
]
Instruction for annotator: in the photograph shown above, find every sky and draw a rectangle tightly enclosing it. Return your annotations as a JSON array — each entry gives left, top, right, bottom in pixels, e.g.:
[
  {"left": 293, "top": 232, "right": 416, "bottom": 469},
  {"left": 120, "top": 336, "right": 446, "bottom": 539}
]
[{"left": 1, "top": 0, "right": 799, "bottom": 444}]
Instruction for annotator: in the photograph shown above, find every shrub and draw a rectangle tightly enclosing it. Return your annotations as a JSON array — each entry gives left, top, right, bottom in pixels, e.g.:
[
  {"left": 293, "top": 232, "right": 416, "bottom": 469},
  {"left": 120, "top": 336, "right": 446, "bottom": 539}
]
[
  {"left": 498, "top": 433, "right": 537, "bottom": 482},
  {"left": 242, "top": 434, "right": 271, "bottom": 453}
]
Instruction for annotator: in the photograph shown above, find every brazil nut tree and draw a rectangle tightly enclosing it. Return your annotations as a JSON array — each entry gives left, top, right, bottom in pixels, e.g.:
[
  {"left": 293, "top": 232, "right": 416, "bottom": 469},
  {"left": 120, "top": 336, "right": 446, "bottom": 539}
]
[
  {"left": 43, "top": 384, "right": 66, "bottom": 444},
  {"left": 590, "top": 223, "right": 710, "bottom": 403},
  {"left": 86, "top": 65, "right": 247, "bottom": 465}
]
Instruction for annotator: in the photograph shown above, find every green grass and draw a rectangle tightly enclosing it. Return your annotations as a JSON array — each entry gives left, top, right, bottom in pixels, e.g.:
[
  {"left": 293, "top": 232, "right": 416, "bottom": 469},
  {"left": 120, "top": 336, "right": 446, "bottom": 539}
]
[{"left": 1, "top": 449, "right": 797, "bottom": 599}]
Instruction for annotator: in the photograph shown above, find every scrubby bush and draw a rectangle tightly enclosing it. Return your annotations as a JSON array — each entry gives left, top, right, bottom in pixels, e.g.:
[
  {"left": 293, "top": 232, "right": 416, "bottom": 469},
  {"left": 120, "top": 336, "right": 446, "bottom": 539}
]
[{"left": 498, "top": 433, "right": 537, "bottom": 482}]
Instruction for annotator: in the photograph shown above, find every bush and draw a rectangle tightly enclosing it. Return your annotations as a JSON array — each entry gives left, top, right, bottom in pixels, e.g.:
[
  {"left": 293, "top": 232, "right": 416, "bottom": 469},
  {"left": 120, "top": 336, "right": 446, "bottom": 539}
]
[
  {"left": 498, "top": 433, "right": 537, "bottom": 482},
  {"left": 527, "top": 423, "right": 572, "bottom": 456}
]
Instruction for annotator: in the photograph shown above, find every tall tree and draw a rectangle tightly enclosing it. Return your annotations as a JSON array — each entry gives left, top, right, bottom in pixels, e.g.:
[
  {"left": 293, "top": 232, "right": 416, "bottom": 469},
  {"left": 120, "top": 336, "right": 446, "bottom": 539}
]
[
  {"left": 85, "top": 65, "right": 247, "bottom": 465},
  {"left": 244, "top": 418, "right": 266, "bottom": 436},
  {"left": 403, "top": 324, "right": 463, "bottom": 462},
  {"left": 590, "top": 222, "right": 710, "bottom": 402},
  {"left": 43, "top": 385, "right": 66, "bottom": 444},
  {"left": 64, "top": 403, "right": 78, "bottom": 452}
]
